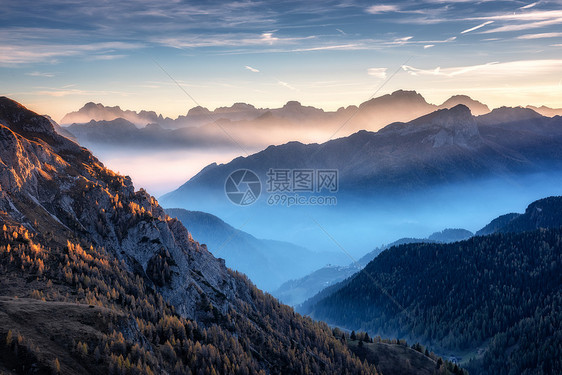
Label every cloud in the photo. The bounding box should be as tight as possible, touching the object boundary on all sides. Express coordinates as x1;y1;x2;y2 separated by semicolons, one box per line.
90;54;128;60
366;5;400;14
261;33;279;44
402;59;562;77
277;81;297;90
482;17;562;33
0;40;142;65
155;33;314;49
245;65;260;73
367;68;387;79
292;44;362;52
424;44;435;49
461;21;494;34
403;62;499;77
474;9;562;22
517;32;562;39
26;71;55;78
32;88;132;97
520;2;540;10
392;36;413;45
469;10;562;34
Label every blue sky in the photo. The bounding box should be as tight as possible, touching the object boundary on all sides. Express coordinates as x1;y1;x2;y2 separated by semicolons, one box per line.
2;0;562;121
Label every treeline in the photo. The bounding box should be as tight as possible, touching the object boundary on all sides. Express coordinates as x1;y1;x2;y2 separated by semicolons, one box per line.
307;227;562;374
0;224;376;374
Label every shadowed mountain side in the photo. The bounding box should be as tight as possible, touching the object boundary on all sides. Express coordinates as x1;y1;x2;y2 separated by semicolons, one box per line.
475;196;562;236
302;227;562;374
165;208;347;291
275;229;472;306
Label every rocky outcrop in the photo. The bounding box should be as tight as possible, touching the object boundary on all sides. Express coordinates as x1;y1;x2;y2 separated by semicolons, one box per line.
0;96;243;321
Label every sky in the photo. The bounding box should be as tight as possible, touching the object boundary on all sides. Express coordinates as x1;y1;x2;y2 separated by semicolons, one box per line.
2;0;562;122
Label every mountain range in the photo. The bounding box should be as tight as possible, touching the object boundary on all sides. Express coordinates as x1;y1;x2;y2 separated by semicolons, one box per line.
156;102;562;256
0;96;389;374
162;103;562;205
60;91;496;151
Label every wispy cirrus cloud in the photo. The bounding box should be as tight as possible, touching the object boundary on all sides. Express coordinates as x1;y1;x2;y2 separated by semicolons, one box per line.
245;65;260;73
520;2;540;10
461;21;494;34
0;40;142;65
292;44;362;52
518;32;562;39
403;59;562;77
154;32;315;49
366;5;401;14
26;71;55;78
367;68;387;79
482;17;562;33
277;80;297;91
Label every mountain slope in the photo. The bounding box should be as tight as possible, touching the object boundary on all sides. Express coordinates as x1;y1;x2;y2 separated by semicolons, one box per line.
0;96;377;374
276;229;471;307
476;196;562;235
302;221;562;374
165;208;344;291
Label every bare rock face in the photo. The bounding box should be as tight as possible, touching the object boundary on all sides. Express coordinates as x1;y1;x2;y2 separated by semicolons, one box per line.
0;96;242;321
407;104;482;148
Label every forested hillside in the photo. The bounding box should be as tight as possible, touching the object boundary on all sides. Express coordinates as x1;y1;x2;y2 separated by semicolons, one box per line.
305;227;562;374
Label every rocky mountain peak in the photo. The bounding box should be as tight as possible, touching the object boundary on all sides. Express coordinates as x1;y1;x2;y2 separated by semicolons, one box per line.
439;95;490;115
0;98;238;319
186;106;211;115
477;106;543;125
389;104;481;148
0;97;57;138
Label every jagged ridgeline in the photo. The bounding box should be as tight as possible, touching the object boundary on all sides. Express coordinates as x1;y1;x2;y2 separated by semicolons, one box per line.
0;97;376;374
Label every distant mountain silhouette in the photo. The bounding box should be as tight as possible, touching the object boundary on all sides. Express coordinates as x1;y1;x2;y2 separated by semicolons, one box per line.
526;105;562;117
60;101;170;126
60;91;497;150
162;104;562;209
437;95;490;115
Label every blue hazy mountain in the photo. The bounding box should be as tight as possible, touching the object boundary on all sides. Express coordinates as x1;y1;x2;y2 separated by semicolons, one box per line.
299;196;562;374
158;104;562;256
165;208;347;291
274;229;472;306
